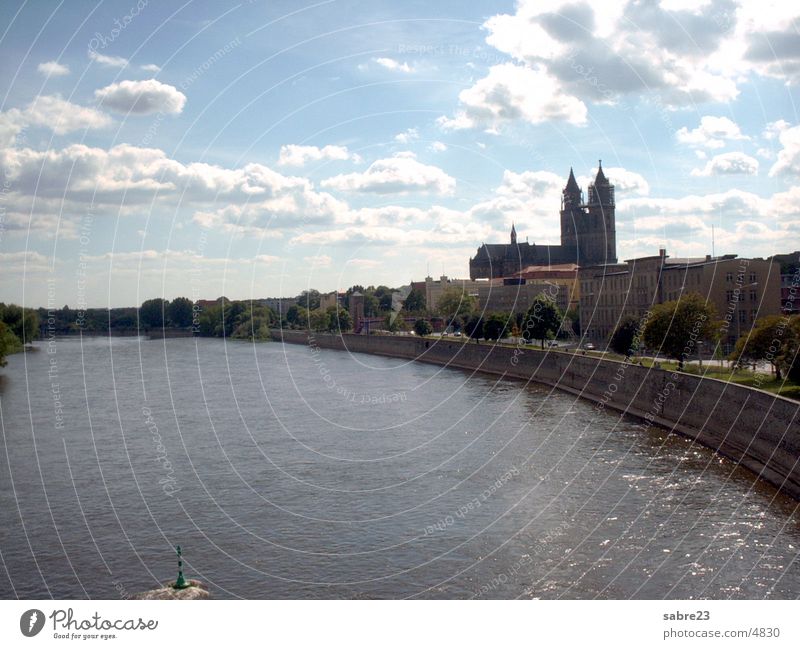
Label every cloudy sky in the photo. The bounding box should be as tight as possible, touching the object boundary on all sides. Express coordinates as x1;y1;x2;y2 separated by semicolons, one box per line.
0;0;798;307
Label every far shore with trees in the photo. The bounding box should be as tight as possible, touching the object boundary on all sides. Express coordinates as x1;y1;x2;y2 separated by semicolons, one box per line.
3;288;798;401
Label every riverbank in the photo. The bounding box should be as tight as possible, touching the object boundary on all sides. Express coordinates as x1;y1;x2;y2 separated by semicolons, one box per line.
271;329;800;500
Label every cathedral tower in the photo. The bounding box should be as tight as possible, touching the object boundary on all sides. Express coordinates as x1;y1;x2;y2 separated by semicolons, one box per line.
580;161;617;264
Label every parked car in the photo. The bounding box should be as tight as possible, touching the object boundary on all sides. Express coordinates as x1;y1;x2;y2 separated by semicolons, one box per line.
583;342;596;350
546;340;559;347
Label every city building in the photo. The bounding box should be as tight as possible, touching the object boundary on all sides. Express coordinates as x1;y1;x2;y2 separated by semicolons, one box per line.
349;292;365;332
770;251;800;315
579;250;781;350
419;275;488;313
260;297;298;315
319;291;342;311
476;278;573;315
469;163;617;279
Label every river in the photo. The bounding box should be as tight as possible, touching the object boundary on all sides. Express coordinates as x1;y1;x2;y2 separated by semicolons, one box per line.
0;336;797;599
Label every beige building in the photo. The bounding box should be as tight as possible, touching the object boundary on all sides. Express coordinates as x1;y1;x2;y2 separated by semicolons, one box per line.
420;275;488;312
319;291;340;311
477;280;571;314
579;249;781;349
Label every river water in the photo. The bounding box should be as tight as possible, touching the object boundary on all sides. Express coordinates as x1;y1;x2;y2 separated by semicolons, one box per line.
0;336;797;599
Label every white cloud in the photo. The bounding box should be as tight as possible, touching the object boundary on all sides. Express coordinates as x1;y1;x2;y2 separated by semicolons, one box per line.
304;254;332;267
769;123;800;177
763;119;790;140
321;154;456;195
140;63;161;73
37;61;69;76
619;189;766;222
437;63;587;130
94;79;186;115
28;95;112;134
676;116;748;149
0;251;51;273
0;95;111;144
193;187;347;236
254;254;280;264
430;141;447;152
477;0;800;109
467;169;565;237
616;182;800;259
291;219;491;248
691;151;759;176
374;57;414;73
88;50;129;68
346;258;381;269
578;166;650;196
278;144;360;166
0;142;349;241
394;128;419;143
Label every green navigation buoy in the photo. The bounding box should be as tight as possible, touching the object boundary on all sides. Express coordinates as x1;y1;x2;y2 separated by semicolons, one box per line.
173;545;189;589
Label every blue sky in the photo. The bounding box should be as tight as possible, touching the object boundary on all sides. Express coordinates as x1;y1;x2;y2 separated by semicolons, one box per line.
1;0;798;307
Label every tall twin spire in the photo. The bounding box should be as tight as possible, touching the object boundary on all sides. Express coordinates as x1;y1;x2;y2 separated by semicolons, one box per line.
567;160;607;190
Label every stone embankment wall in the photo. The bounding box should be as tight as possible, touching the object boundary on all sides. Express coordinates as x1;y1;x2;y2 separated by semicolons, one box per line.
271;329;800;500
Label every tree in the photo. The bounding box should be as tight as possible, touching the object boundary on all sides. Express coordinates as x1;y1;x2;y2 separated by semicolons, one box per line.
776;316;800;382
436;287;476;329
483;313;510;341
309;308;330;331
374;286;394;312
521;296;563;349
464;313;484;342
382;312;408;332
297;290;321;311
327;306;352;333
362;293;380;317
404;288;426;313
286;305;304;328
414;319;433;336
565;307;581;336
729;315;789;378
642;293;719;370
0;303;39;343
609;315;642;358
139;298;168;329
168;297;194;328
0;321;22;367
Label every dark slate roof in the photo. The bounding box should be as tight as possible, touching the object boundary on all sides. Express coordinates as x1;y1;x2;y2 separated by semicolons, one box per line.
594;160;608;184
565;167;580;193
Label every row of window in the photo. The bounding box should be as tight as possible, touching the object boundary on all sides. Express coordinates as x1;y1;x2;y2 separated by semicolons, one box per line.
725;290;759;303
726;272;757;283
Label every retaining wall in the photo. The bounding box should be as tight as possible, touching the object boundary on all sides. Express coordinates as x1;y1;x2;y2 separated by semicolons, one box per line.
271;329;800;500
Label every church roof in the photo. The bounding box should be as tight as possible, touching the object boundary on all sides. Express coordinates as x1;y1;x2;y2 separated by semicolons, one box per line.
565;167;580;192
594;160;608;184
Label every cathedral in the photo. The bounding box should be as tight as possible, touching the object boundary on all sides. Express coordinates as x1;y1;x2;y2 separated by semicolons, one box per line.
469;162;618;279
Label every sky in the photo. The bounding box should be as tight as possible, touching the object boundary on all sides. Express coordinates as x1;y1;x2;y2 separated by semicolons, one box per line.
0;0;798;308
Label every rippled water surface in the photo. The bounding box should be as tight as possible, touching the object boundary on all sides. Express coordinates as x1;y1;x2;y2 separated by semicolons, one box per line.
0;336;798;599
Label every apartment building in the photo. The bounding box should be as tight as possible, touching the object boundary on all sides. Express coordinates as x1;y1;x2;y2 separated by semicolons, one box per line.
579;249;781;349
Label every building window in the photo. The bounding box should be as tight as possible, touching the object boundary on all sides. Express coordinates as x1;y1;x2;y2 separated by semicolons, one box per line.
751;310;756;322
750;290;757;302
726;290;733;302
726;272;733;282
739;310;746;323
750;272;756;283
